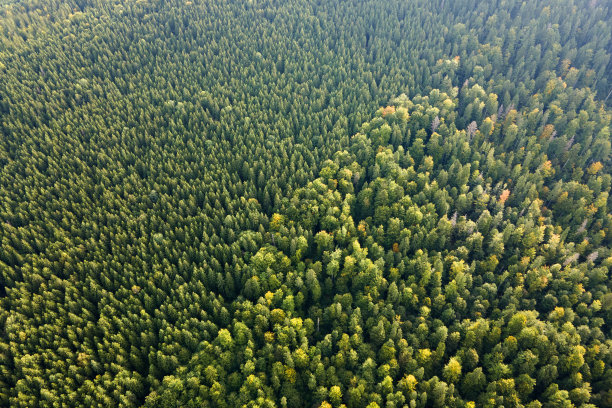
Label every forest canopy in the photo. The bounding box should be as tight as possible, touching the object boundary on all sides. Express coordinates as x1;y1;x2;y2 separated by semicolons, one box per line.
0;0;611;407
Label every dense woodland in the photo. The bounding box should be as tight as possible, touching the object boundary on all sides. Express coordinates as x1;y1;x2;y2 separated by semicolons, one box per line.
0;0;611;407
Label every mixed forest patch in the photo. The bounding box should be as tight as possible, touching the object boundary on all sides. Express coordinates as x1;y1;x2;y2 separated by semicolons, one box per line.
149;88;612;407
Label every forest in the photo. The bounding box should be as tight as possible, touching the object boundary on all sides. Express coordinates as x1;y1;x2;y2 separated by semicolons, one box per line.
0;0;611;407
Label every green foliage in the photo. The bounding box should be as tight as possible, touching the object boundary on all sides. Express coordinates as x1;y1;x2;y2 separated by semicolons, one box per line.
0;0;611;407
